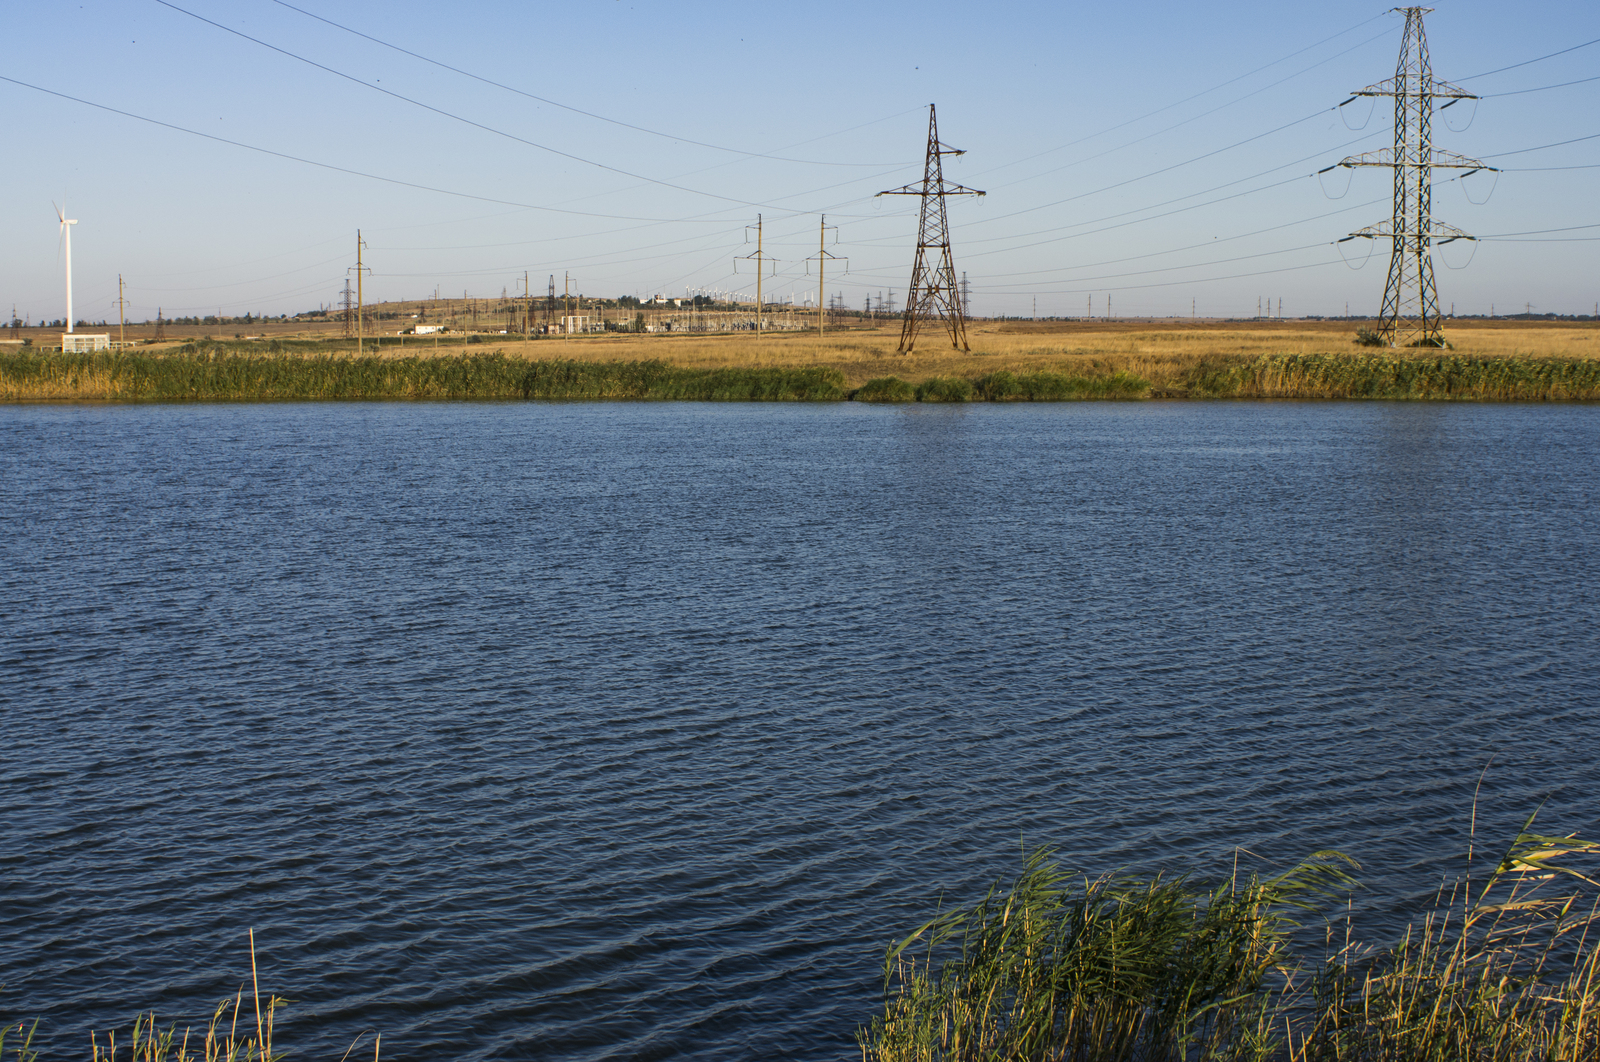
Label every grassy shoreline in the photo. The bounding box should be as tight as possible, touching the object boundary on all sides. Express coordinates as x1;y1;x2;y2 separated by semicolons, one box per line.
4;345;1600;403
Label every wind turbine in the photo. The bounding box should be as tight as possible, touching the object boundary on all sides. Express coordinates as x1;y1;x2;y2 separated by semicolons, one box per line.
54;202;77;334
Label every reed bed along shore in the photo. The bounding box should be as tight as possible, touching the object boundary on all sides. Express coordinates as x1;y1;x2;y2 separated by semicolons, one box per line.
0;349;848;403
2;322;1597;402
860;821;1600;1062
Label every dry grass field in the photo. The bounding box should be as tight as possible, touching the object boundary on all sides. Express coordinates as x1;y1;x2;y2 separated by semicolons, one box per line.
524;318;1598;389
6;309;1594;386
5;313;1597;402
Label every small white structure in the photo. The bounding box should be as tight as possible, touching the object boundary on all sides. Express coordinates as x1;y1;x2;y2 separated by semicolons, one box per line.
62;333;110;352
414;325;442;335
560;315;600;334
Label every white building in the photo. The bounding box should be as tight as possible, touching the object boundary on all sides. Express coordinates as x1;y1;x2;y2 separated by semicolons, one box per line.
62;333;110;352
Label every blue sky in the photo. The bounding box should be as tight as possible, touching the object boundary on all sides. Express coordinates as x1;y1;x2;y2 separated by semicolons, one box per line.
3;1;1596;323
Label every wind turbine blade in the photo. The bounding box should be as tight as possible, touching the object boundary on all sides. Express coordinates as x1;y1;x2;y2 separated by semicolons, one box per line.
53;201;65;224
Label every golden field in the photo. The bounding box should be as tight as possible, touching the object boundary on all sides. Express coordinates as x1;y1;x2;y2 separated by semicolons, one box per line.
6;303;1595;386
5;316;1598;402
484;318;1598;389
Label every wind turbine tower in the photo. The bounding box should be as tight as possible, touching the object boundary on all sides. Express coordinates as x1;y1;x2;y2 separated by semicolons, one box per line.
55;204;110;351
55;203;77;334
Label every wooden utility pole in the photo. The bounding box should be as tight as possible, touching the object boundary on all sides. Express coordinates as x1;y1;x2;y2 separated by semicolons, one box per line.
116;275;127;350
807;214;845;337
736;215;777;337
351;230;370;355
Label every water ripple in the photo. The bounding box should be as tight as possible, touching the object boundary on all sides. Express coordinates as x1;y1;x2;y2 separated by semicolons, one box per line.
3;401;1598;1061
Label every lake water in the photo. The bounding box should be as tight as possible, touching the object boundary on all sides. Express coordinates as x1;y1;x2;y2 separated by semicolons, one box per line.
3;401;1598;1062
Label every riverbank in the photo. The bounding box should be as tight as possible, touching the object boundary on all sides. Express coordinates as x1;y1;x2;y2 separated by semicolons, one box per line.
5;344;1599;402
6;316;1600;403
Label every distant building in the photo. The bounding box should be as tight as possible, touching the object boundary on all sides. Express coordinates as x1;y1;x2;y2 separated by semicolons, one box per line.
62;333;110;352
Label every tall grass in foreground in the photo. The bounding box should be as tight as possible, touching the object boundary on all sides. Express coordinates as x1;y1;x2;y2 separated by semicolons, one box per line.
860;821;1600;1062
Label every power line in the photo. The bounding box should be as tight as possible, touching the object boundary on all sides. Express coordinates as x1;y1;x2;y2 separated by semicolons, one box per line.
956;258;1347;297
265;0;907;168
0;74;728;223
968;12;1391;181
979;200;1386;281
1481;131;1600;158
976;26;1396;194
1456;36;1600;81
965;106;1343;231
1;71;898;238
153;0;810;212
1478;221;1600;237
951;126;1392;257
1481;73;1600;97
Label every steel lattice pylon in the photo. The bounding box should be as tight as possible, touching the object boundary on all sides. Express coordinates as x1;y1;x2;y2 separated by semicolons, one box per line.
878;105;984;353
1335;7;1491;348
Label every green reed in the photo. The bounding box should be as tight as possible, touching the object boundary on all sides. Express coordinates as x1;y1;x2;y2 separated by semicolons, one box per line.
851;371;1149;404
0;352;847;403
973;370;1150;401
1298;821;1600;1062
915;377;976;403
860;850;1356;1062
1188;353;1600;401
856;377;918;403
860;821;1600;1062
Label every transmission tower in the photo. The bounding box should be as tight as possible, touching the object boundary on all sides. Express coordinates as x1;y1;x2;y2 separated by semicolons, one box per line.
877;105;985;353
1333;7;1491;348
340;279;355;338
154;306;166;342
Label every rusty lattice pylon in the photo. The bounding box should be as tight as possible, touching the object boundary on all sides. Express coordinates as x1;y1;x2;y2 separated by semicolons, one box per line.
878;105;984;353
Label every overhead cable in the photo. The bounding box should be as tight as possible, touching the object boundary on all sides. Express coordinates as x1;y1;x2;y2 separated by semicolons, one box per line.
1456;36;1600;81
1482;74;1600;97
0;73;723;224
965;106;1343;231
153;0;792;211
969;11;1390;180
979;26;1395;193
1481;132;1600;159
265;0;908;167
